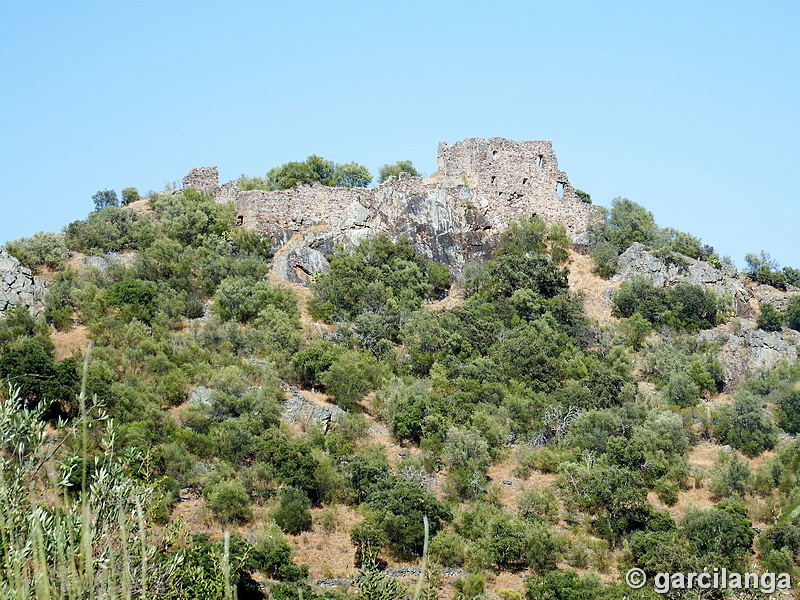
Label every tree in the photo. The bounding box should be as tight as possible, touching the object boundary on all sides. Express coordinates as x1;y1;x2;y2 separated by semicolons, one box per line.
745;251;786;289
321;349;384;410
378;160;420;183
333;161;372;187
273;488;312;534
364;481;451;557
681;500;754;570
92;189;119;211
121;187;140;205
757;302;784;331
786;296;800;331
712;391;778;457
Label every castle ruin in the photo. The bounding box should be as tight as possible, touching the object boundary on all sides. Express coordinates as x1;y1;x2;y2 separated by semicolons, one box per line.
183;137;597;284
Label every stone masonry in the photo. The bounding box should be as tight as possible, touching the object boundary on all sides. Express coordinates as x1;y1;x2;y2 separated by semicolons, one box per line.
182;138;598;284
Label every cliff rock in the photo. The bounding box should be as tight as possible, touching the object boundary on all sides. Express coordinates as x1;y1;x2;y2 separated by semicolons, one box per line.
0;249;46;315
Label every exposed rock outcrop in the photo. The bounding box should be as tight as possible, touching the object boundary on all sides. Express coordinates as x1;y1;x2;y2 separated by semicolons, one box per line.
613;243;752;316
282;386;344;432
0;249;46;315
699;321;800;391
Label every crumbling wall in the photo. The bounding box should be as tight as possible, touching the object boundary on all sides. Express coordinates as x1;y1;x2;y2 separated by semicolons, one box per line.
190;137;599;282
182;166;220;194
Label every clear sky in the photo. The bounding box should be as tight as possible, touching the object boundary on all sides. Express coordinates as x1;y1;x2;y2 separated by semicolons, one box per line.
1;1;798;269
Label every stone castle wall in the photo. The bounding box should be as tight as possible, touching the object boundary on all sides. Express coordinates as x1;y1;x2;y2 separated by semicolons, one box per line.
183;138;598;282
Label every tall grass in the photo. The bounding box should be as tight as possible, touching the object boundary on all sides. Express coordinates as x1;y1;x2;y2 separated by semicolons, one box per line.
0;349;230;599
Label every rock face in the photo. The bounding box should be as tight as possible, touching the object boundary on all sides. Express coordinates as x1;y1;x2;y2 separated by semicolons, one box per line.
0;249;46;315
184;137;598;283
282;386;344;432
613;243;752;316
700;321;800;391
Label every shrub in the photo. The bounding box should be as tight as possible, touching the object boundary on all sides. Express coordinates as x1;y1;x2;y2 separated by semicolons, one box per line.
708;450;751;499
364;481;451;557
757;302;784;331
206;479;253;524
5;231;70;271
321;349;384;410
274;487;312;534
712;392;778;457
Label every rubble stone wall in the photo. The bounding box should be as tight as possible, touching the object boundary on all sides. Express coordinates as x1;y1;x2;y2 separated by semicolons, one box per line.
183;137;599;282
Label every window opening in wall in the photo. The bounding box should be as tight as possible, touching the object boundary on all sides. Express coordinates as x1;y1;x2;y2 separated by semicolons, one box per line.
536;155;543;167
492;150;498;158
490;176;496;184
522;178;528;185
236;215;244;226
556;182;564;199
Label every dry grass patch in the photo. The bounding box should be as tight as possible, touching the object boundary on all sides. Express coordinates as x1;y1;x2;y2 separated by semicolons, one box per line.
566;250;617;325
51;324;88;360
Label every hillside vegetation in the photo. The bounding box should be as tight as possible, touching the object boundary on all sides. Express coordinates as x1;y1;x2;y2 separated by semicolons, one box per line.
2;184;800;600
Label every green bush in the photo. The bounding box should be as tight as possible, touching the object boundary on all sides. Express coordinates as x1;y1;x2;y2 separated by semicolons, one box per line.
274;487;312;534
321;349;384;410
786;296;800;331
712;392;778;457
309;236;450;322
206;479;253;524
92;189;119;211
5;231;70;271
121;187;140;205
378;160;420;182
757;302;784;331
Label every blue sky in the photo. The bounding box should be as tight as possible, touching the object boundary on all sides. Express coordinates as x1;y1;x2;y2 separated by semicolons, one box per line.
1;1;798;269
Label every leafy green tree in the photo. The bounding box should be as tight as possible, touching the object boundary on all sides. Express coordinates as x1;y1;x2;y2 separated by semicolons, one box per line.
251;524;309;581
364;481;451;557
106;279;159;324
266;155;337;189
310;236;449;322
273;488;312;534
334;161;372;187
681;500;754;570
590;198;658;276
255;431;319;499
212;277;298;324
321;349;384;410
290;338;343;387
757;302;784;331
92;189;119;211
708;450;751;499
786;296;800;331
378;160;420;182
0;338;79;413
121;187;140;205
777;387;800;434
745;251;787;288
712;392;778;457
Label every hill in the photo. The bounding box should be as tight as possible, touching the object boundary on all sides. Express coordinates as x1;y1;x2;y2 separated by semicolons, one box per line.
1;140;800;600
